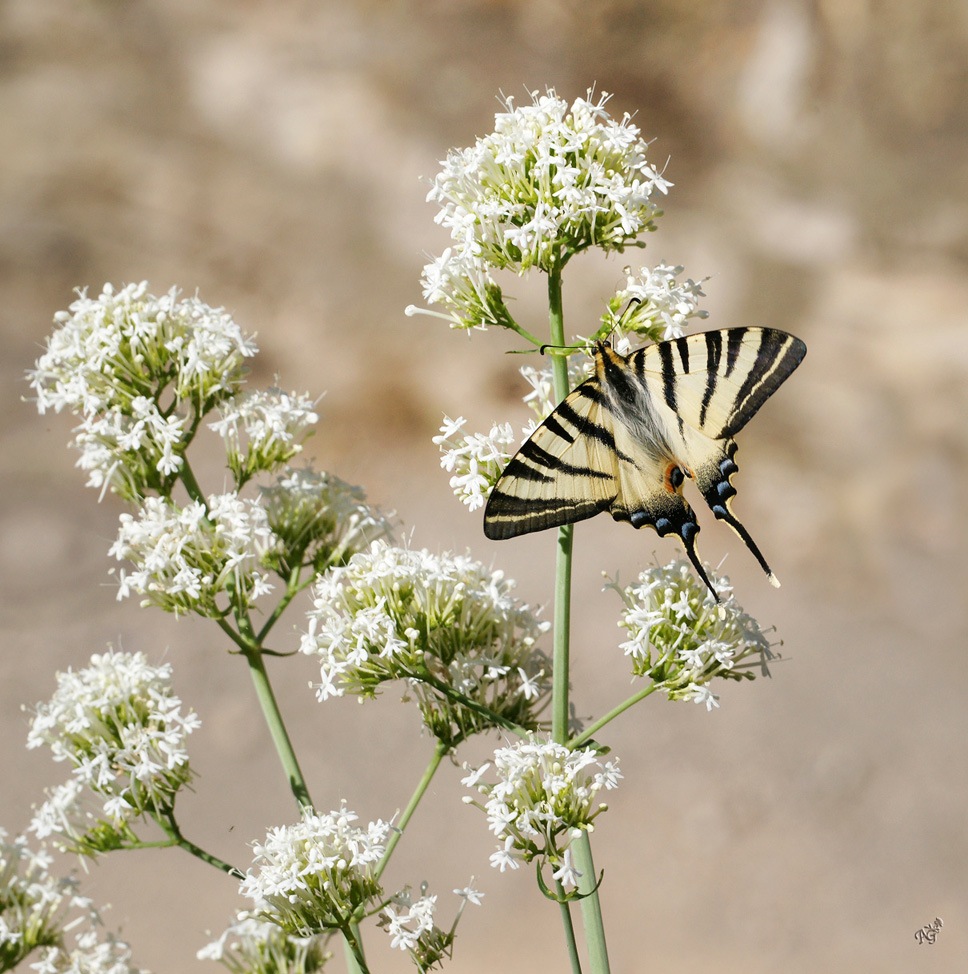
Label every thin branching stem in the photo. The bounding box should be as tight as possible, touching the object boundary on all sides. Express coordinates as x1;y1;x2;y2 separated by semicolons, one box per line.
375;740;449;883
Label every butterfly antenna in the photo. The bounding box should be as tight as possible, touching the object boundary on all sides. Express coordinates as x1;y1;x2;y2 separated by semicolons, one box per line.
614;297;645;335
538;341;592;357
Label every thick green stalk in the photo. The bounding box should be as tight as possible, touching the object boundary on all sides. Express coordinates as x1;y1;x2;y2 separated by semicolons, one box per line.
547;268;572;745
556;883;584;974
546;268;611;973
552;522;574;744
342;926;368;974
573;833;609;972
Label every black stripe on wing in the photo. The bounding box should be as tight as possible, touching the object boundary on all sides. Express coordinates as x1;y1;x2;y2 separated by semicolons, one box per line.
483;378;620;540
720;330;807;438
633;328;806;441
699;330;723;428
484;490;614;538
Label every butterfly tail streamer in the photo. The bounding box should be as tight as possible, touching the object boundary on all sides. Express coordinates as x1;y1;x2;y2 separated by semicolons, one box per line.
693;441;780;587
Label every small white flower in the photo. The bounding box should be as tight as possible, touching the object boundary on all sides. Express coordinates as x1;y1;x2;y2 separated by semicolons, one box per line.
489;836;521;873
108;493;277;616
460;763;491;788
240;804;389;937
551;848;582;889
686;684;721;711
467;736;619;876
453;885;484;906
611;559;773;704
301;541;549;744
27;649;199;830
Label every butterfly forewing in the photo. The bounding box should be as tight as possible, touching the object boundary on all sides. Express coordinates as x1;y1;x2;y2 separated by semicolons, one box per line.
483;377;618;539
634;328;806;440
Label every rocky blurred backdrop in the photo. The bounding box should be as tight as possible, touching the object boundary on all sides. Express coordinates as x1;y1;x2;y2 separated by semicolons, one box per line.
2;1;966;971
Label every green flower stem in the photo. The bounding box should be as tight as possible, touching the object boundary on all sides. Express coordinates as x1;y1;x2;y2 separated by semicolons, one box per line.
547;267;573;746
546;267;611;973
552;522;574;744
568;683;661;750
375;740;448;883
255;566;306;643
157;815;245;879
504;316;545;348
178;458;206;505
342;924;369;974
556;881;584;974
238;632;313;810
573;833;610;972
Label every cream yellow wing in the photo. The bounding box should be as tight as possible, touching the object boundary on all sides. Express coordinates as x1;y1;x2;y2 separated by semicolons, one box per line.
483;375;621;539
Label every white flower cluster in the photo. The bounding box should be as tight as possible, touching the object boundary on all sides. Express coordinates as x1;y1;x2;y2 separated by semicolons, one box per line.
28;779;105;853
609;263;708;342
614;559;773;710
383;894;437;953
0;830;147;973
407;88;673;332
408;246;514;331
463;737;621;888
430;88;669;273
300;541;549;743
432;416;518;512
110;493;276;616
381;885;481;967
197;913;328;973
28;281;257;500
27;650;200;836
209;388;319;486
260;467;394;576
239;805;390;937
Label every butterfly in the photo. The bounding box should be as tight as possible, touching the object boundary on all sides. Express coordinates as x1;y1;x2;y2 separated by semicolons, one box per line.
483;327;807;598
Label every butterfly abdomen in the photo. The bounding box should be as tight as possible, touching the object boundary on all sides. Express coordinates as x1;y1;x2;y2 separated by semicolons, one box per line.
596;344;672;462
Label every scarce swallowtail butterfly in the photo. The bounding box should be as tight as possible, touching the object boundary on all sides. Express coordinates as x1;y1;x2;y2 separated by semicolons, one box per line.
483;327;807;598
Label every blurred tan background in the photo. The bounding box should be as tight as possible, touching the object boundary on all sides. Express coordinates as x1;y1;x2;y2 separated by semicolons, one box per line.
2;1;967;971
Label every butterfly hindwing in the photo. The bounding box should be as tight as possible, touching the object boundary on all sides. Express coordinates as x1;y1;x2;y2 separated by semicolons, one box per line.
607;417;718;593
483;376;618;539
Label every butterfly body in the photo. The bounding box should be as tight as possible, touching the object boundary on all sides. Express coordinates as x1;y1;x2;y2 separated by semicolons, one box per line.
483;328;807;597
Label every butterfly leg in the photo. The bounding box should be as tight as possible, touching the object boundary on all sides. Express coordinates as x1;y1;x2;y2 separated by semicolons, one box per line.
695;442;780;587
